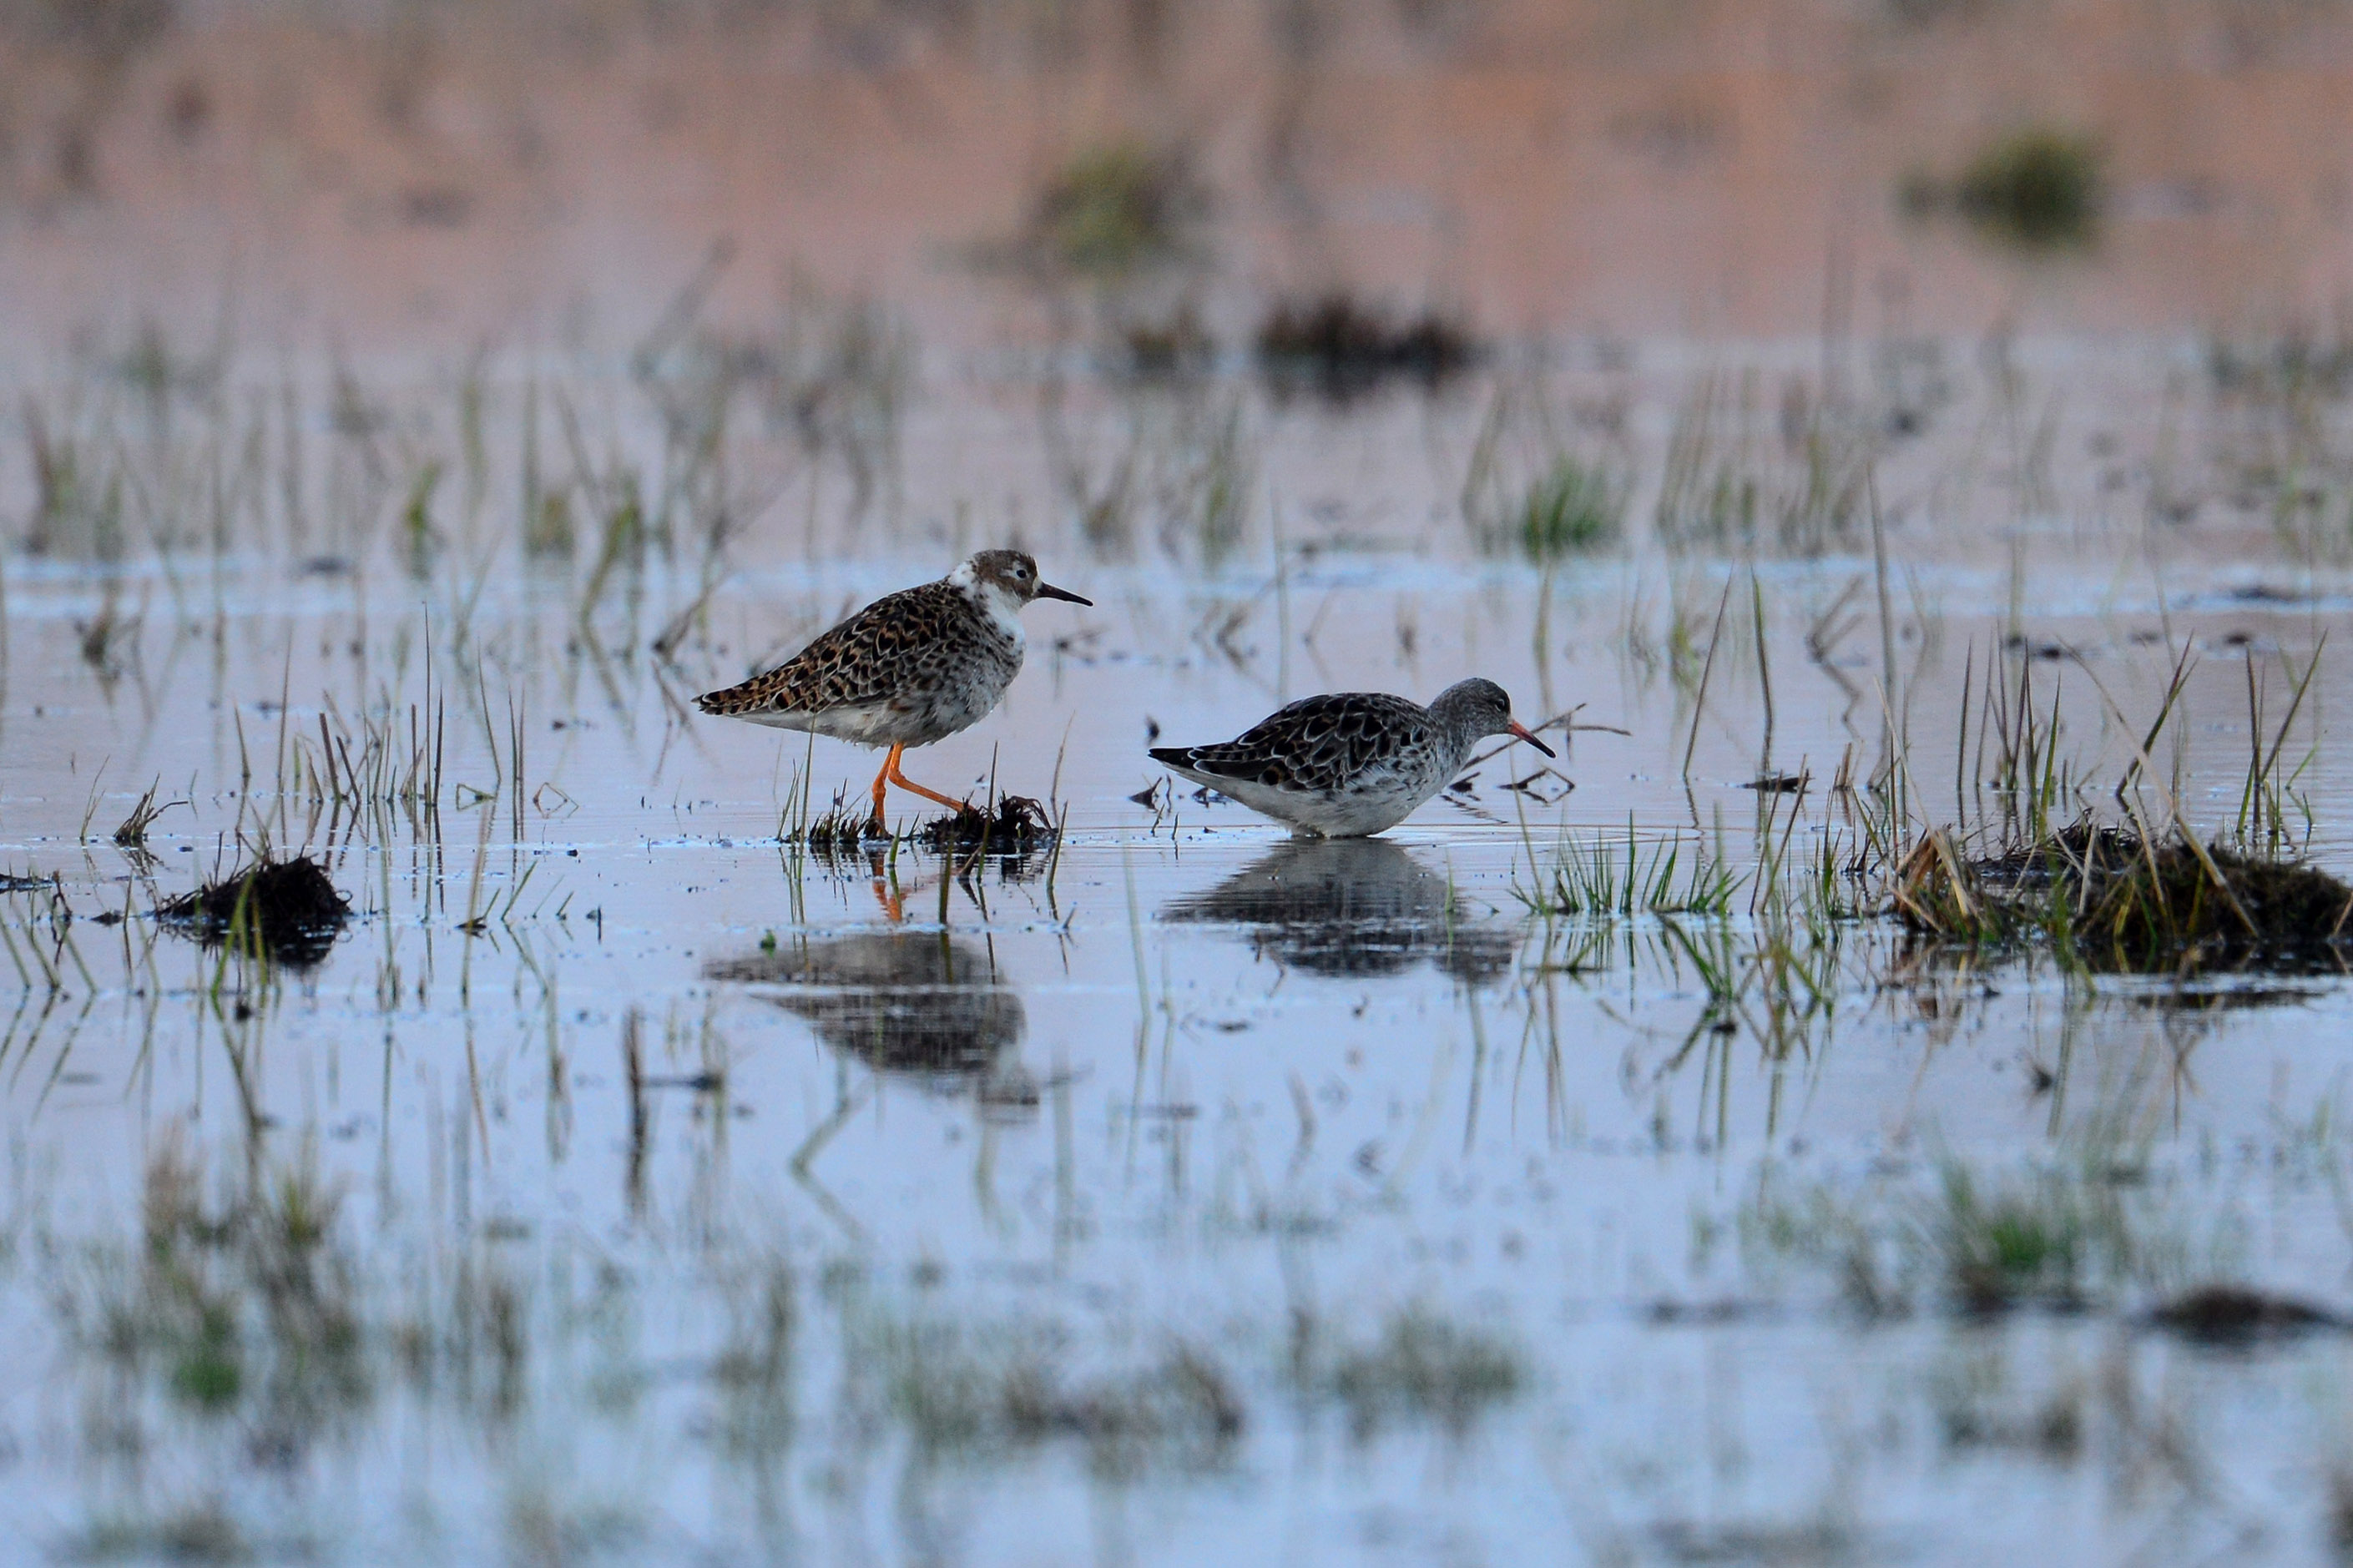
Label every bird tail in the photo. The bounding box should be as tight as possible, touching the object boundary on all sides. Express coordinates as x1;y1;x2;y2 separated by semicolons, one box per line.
1148;747;1195;769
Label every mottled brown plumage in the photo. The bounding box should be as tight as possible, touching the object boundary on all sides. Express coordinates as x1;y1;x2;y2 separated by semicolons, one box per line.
1149;678;1553;837
697;550;1089;820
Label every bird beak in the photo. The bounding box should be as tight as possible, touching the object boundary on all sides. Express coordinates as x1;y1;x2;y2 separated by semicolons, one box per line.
1035;581;1093;607
1509;721;1557;759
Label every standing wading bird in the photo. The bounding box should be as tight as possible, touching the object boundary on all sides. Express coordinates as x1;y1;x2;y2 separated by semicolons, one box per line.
696;550;1090;822
1148;678;1554;838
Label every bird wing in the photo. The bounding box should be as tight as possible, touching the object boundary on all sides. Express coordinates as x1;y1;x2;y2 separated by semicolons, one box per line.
1171;693;1435;793
697;582;972;718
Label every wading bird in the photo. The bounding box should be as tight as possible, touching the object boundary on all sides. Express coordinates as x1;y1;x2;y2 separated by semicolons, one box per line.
1149;678;1553;838
698;550;1090;821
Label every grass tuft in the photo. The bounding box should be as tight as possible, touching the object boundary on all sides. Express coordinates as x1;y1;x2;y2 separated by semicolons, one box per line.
1027;142;1206;280
1904;127;2102;251
1522;824;1741;918
1896;820;2353;974
1326;1308;1523;1439
1501;454;1624;559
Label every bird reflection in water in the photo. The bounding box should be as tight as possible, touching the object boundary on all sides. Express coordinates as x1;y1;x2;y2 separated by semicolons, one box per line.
1159;839;1516;985
704;932;1036;1117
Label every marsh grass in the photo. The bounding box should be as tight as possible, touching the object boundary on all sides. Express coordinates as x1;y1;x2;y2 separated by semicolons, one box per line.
1484;454;1624;560
1040;376;1255;561
1520;822;1741;918
1880;633;2345;976
110;779;178;847
789;799;875;855
1747;1156;2143;1317
1654;371;1871;555
1113;302;1217;381
916;794;1058;858
1321;1307;1523;1441
1951;129;2103;251
1895;812;2351;972
1020;143;1208;282
864;1313;1243;1475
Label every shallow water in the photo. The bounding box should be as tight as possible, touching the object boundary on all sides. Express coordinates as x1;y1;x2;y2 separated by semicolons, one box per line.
7;3;2353;1543
3;497;2351;1560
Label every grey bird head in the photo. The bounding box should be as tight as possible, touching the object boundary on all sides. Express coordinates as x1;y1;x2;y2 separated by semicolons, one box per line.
958;549;1092;608
1431;678;1555;757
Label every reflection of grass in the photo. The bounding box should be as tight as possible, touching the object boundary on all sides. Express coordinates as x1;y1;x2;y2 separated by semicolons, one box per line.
1930;1163;2106;1313
66;1500;258;1565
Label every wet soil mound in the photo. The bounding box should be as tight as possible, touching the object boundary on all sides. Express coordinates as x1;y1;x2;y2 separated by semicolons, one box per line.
159;856;351;966
1898;822;2353;975
916;796;1058;858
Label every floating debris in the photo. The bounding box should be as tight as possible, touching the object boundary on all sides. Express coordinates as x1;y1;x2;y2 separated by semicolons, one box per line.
1742;772;1809;794
158;855;351;966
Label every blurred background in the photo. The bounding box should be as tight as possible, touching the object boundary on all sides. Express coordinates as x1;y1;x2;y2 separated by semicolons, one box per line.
7;12;2353;1562
3;0;2349;577
4;0;2349;349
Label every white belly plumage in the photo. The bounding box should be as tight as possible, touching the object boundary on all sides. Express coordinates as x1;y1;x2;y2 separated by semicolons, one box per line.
1174;763;1446;838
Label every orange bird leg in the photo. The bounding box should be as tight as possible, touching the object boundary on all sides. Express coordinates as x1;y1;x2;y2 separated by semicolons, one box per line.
868;750;893;826
885;744;967;812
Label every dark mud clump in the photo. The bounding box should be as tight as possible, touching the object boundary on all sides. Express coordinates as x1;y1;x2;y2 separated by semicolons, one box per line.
1897;822;2353;974
158;856;351;966
916;796;1058;858
1254;295;1478;402
2146;1285;2344;1344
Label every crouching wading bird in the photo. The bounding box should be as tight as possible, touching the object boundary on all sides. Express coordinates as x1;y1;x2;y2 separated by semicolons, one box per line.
696;550;1090;819
1149;678;1554;838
